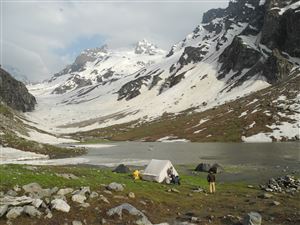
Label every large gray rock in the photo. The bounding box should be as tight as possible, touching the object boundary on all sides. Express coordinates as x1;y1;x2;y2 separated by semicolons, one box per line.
107;182;124;192
0;205;8;217
23;205;41;218
51;199;70;213
243;212;262;225
107;203;152;225
0;196;34;206
6;207;23;220
194;163;211;172
23;183;52;198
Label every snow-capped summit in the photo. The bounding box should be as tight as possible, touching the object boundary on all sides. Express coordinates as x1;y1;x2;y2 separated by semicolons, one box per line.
134;39;162;55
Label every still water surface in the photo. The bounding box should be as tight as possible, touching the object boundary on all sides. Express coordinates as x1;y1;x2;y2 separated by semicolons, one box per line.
78;142;300;169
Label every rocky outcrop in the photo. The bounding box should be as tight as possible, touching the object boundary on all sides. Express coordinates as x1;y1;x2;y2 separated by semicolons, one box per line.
262;49;294;83
0;67;36;112
261;0;300;57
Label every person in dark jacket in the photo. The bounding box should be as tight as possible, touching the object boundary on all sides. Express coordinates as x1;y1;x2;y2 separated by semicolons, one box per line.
207;170;216;193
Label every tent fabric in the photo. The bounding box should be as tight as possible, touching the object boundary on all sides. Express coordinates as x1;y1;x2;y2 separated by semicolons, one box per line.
141;159;178;183
113;164;130;173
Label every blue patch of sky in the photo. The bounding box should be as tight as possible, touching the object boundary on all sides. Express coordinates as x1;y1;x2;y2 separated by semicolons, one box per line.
53;34;106;61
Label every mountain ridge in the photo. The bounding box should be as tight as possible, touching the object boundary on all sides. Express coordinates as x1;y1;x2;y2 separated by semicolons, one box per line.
26;0;300;142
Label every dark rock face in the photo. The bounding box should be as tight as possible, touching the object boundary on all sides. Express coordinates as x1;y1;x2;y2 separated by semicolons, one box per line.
217;0;300;88
169;46;207;75
218;37;263;79
262;49;294;83
52;75;92;94
117;75;151;101
0;68;36;112
261;1;300;57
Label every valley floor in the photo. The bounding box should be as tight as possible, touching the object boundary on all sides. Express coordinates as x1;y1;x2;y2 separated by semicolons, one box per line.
0;164;299;225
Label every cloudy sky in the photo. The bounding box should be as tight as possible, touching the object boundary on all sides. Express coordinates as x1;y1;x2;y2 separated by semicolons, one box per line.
1;0;229;82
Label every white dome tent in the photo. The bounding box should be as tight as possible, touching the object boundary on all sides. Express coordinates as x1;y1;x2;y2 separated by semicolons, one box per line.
141;159;178;183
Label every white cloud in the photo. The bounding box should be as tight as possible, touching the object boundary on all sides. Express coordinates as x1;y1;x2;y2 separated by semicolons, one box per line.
1;1;229;82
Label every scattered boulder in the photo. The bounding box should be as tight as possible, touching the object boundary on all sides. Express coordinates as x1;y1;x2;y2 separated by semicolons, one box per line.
51;199;70;213
22;183;52;198
57;188;74;196
107;203;152;225
194;163;211;172
73;187;91;196
103;190;112;195
23;205;41;218
6;207;23;220
243;212;262;225
72;194;86;204
113;164;130;173
22;183;43;194
56;173;79;180
0;205;8;217
107;182;124;192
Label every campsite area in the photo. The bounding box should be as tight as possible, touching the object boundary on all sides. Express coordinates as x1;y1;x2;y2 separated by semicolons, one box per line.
0;161;299;225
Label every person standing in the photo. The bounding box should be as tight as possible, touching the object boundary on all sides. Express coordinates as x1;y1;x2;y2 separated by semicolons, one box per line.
207;170;216;194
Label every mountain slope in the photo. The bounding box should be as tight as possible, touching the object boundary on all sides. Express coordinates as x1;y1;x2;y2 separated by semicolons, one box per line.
27;0;300;142
0;67;36;112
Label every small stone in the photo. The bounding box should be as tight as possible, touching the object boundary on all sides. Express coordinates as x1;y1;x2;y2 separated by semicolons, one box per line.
80;203;90;208
103;190;112;195
243;212;262;225
72;194;86;204
6;207;23;220
113;195;128;200
140;200;147;206
13;185;21;192
72;220;83;225
272;201;280;206
128;192;135;198
44;212;53;219
171;188;180;193
99;195;110;204
247;185;254;188
90;191;99;199
260;193;273;199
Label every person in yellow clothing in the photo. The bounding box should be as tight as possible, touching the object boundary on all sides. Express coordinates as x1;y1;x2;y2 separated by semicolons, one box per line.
133;170;140;180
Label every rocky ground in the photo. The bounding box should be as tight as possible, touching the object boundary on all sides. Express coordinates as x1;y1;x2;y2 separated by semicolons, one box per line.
0;165;299;225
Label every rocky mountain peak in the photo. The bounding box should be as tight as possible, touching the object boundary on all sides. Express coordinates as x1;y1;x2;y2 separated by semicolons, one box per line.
134;39;160;55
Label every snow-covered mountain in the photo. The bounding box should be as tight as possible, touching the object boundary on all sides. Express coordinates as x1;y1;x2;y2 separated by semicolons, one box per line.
26;0;300;141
